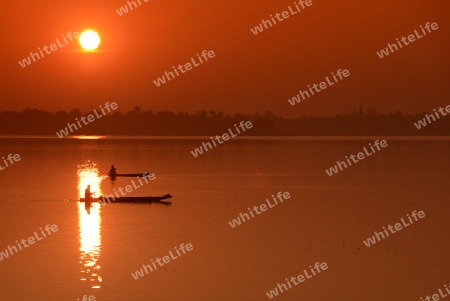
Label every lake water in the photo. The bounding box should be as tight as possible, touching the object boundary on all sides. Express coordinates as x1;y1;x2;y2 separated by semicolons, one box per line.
0;137;449;301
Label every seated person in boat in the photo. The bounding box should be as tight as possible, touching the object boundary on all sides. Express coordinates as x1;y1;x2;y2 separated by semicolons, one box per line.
85;185;93;201
108;165;117;176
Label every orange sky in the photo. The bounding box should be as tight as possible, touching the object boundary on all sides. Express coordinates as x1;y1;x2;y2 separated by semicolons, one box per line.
1;0;449;117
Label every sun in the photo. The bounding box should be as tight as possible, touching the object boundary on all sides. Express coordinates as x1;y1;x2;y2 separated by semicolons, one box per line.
79;30;100;51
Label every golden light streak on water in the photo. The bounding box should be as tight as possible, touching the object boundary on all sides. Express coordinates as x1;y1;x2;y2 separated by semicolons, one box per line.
77;162;103;289
73;135;106;140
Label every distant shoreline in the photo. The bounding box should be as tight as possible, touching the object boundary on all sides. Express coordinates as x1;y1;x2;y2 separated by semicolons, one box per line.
2;106;450;136
0;105;450;135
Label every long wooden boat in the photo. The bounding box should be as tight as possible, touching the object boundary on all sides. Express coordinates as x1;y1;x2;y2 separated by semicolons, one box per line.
80;194;172;205
113;173;149;177
107;172;151;180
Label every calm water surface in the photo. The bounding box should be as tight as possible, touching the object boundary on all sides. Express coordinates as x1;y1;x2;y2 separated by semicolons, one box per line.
0;137;449;301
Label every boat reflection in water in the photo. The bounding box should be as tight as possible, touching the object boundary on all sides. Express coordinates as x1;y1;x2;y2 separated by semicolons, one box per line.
77;162;103;289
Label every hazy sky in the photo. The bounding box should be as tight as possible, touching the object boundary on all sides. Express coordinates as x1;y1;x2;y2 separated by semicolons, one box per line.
2;0;449;117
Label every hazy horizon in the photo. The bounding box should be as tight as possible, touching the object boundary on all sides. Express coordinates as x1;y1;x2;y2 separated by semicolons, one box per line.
1;106;450;136
2;105;450;117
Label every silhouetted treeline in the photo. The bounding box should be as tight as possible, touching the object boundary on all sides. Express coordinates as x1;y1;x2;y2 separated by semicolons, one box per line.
0;106;448;136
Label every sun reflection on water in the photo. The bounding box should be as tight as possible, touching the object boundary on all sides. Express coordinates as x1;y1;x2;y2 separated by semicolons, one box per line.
77;162;103;289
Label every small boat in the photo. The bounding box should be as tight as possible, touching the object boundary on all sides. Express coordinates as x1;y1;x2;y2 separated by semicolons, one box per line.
80;194;172;205
107;172;151;180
